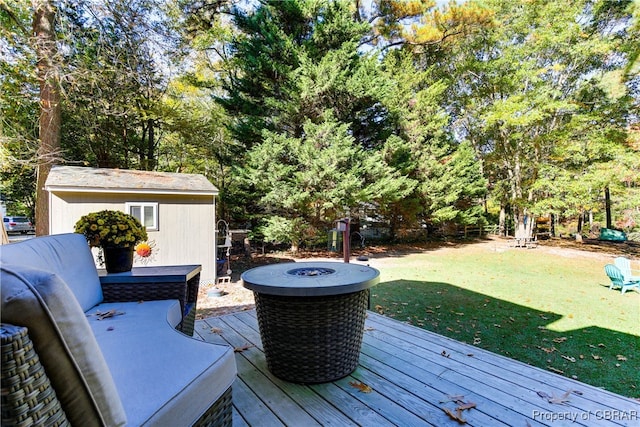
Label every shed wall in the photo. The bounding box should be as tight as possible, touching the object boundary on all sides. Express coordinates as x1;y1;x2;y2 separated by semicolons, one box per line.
49;192;216;280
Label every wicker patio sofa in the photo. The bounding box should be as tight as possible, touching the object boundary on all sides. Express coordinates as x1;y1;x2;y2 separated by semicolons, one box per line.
1;233;236;426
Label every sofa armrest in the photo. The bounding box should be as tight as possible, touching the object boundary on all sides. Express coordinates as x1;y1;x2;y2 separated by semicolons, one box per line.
1;324;69;426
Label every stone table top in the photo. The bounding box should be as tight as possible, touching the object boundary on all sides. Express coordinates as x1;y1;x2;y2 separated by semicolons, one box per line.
241;261;380;297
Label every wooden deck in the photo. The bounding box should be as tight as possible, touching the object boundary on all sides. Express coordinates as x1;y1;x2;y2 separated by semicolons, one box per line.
194;311;639;427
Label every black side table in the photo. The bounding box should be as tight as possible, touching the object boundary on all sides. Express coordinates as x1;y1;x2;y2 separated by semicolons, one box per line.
98;265;201;336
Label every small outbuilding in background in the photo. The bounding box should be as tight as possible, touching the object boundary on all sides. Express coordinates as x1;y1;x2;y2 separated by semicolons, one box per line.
45;166;219;281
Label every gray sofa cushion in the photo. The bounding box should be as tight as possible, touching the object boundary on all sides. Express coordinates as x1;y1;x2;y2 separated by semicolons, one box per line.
87;300;236;426
0;233;103;311
1;265;127;427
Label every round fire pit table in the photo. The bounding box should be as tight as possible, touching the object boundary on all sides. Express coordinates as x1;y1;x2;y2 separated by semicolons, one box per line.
241;261;380;383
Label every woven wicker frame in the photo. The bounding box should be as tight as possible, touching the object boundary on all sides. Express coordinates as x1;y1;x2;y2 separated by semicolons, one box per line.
1;323;233;427
254;289;369;383
1;324;69;427
193;386;233;427
100;273;200;336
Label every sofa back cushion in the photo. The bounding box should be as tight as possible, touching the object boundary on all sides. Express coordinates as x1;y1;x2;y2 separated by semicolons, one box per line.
1;265;127;427
0;233;103;311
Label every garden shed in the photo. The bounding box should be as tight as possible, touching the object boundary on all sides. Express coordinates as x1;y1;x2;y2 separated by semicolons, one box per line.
45;166;219;281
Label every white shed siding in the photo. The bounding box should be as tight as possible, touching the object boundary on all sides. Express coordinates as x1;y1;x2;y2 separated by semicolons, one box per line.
45;166;218;280
154;197;216;281
49;192;125;235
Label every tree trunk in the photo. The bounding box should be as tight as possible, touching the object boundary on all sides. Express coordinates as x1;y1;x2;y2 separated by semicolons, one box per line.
577;212;583;234
33;0;61;236
604;186;612;229
499;205;506;236
146;118;156;170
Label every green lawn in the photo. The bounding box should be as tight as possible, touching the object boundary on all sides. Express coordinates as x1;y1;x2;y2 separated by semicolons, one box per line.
367;240;640;398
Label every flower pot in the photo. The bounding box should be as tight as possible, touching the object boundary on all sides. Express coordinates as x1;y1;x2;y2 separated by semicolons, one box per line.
103;247;134;273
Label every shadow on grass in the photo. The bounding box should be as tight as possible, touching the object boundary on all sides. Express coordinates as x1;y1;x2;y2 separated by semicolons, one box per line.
371;279;639;398
361;237;499;259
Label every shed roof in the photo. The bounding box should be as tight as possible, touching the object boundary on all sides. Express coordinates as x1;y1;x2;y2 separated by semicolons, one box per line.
45;166;218;196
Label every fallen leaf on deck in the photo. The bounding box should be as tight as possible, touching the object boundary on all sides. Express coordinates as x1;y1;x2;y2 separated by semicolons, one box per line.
457;401;477;411
441;350;450;358
234;344;254;353
349;381;372;393
364;326;375;331
442;407;467;424
210;327;223;334
106;326;114;331
537;391;551;400
547;390;572;405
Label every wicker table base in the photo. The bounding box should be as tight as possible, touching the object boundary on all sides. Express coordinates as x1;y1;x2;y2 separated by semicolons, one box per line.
254;289;369;384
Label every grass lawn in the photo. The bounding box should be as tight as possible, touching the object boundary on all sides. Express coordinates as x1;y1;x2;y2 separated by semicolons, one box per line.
367;239;640;398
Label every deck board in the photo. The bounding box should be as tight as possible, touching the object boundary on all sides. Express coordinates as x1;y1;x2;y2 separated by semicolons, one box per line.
195;311;639;427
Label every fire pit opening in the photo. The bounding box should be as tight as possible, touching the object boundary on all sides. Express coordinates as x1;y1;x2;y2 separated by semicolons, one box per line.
286;267;335;277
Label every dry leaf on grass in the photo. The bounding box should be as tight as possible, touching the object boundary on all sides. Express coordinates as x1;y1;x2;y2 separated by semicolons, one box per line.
349;381;372;393
561;355;576;363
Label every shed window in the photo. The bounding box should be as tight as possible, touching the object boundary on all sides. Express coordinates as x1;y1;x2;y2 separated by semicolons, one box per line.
126;202;158;231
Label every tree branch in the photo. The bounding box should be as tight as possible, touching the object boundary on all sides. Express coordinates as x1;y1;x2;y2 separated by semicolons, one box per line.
0;0;29;35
